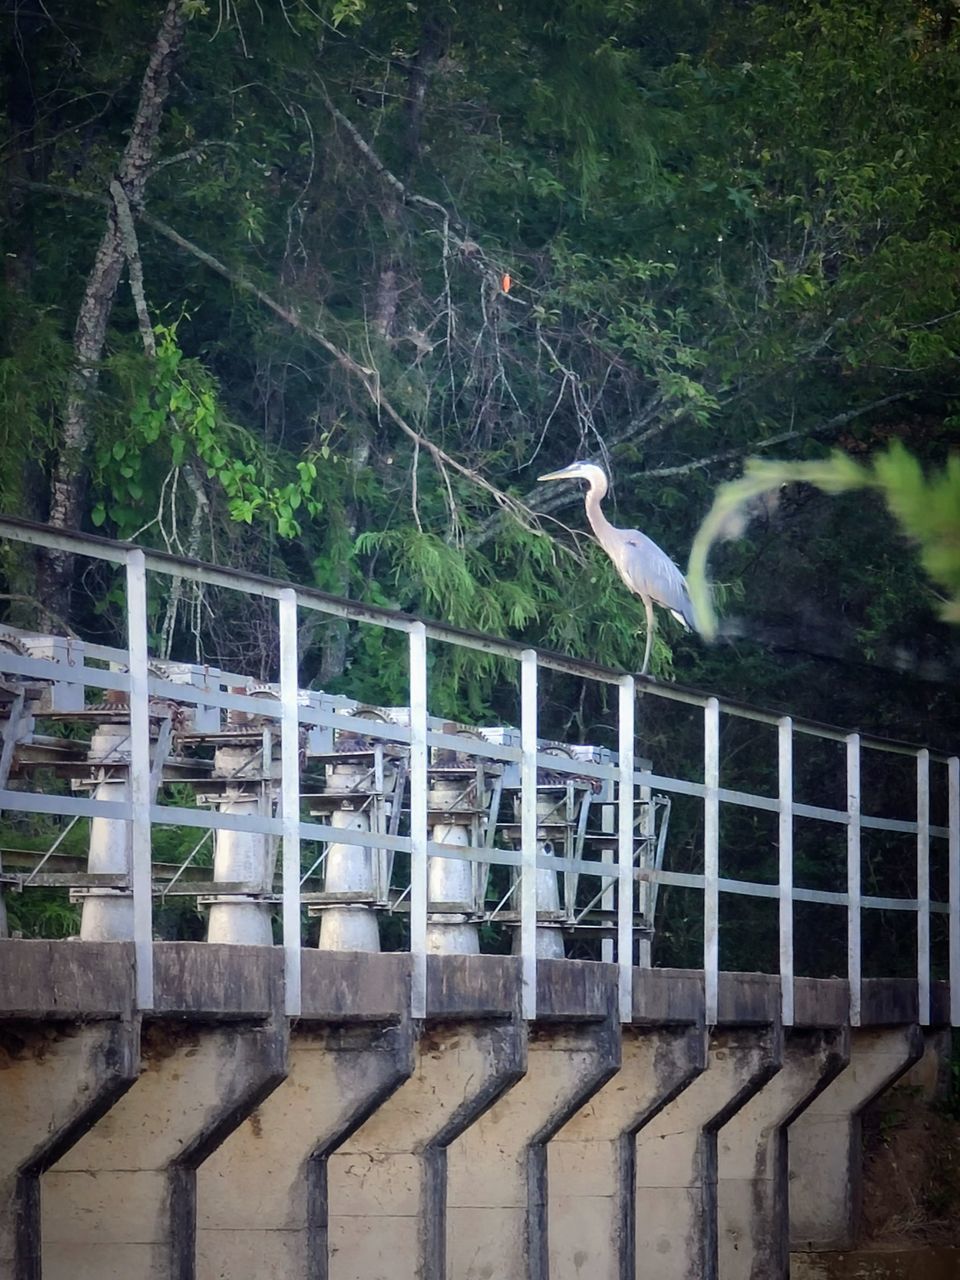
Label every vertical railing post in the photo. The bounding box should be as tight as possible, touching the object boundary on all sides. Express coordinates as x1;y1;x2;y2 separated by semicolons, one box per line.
520;650;538;1020
126;549;153;1010
704;698;720;1026
278;589;302;1017
846;734;862;1027
618;675;635;1022
408;623;429;1019
778;716;794;1027
916;748;930;1027
949;756;959;1029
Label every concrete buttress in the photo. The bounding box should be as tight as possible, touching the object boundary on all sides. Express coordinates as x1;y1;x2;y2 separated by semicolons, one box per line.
195;1019;414;1280
716;1027;849;1280
788;1023;923;1253
633;1026;781;1280
547;1025;706;1280
325;1017;525;1280
0;939;140;1280
0;1020;141;1280
39;943;289;1280
445;1008;620;1280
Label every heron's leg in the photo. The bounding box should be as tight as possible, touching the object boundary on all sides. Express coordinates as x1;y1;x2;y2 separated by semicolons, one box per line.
640;594;655;676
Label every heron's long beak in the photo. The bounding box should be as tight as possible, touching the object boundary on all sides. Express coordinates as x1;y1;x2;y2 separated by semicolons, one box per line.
537;466;579;483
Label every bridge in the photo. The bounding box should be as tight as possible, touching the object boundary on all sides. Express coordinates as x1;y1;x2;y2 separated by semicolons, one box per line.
0;517;956;1280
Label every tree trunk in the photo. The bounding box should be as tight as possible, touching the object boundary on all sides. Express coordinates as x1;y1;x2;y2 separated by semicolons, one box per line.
39;0;190;618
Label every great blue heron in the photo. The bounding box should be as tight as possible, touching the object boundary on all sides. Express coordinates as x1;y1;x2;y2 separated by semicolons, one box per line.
538;461;696;676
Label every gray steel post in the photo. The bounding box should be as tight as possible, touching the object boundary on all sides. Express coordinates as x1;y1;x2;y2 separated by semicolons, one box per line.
125;548;154;1009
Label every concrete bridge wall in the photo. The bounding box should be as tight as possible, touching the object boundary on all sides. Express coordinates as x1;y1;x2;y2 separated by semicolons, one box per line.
0;941;939;1280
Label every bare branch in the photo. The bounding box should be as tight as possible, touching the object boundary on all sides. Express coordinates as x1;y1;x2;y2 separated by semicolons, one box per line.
635;394;912;481
142;211;537;525
463;391;913;552
318;83;511;294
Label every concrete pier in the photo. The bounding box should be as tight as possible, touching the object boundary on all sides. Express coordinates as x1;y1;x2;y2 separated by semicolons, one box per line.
632;1021;782;1280
80;724;136;942
196;954;414;1280
548;971;707;1280
0;942;139;1280
445;961;620;1279
40;946;287;1280
204;744;276;947
325;957;526;1280
789;1020;924;1253
717;1026;849;1279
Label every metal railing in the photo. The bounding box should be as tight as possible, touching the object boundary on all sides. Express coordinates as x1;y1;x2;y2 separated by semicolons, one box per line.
0;516;957;1028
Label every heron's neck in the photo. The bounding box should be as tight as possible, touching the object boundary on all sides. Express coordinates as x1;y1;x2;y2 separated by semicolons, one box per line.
584;477;614;543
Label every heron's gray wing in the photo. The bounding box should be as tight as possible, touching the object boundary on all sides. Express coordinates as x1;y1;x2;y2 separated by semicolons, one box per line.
618;530;696;630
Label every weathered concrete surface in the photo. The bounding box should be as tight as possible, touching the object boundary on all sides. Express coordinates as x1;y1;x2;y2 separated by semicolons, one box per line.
717;1028;849;1280
0;939;135;1018
445;988;620;1280
41;1015;287;1280
427;953;522;1020
789;1025;923;1253
152;942;281;1018
301;950;410;1021
0;1019;140;1280
0;938;139;1280
899;1026;952;1100
326;1017;525;1280
548;1025;706;1280
196;1020;414;1280
632;966;704;1025
0;940;942;1280
633;1026;781;1280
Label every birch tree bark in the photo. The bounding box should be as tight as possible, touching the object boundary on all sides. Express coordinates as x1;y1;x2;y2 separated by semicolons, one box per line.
39;0;190;616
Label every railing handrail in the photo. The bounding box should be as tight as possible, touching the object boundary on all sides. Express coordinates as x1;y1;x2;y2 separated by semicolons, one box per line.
1;515;958;1031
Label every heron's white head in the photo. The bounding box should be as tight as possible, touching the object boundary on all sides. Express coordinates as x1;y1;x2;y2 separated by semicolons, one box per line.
537;461;607;488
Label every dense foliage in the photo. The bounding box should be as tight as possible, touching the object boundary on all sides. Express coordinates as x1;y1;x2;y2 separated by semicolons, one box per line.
2;0;959;965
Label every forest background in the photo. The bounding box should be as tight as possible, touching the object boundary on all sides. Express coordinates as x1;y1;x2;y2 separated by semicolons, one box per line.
2;0;959;970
